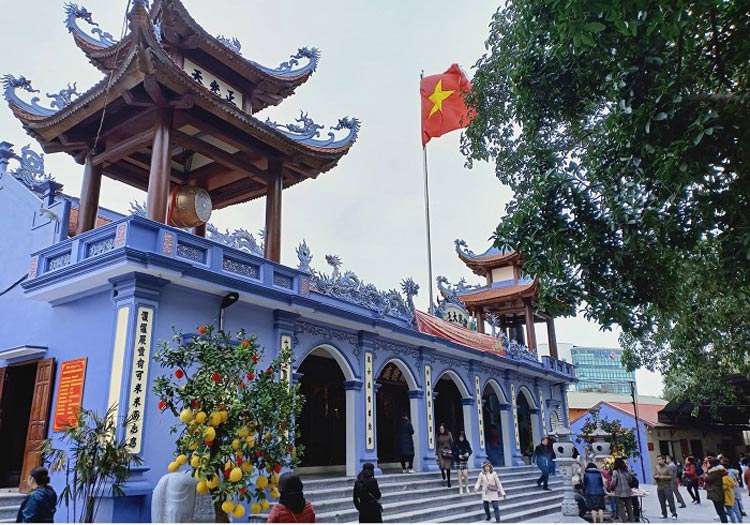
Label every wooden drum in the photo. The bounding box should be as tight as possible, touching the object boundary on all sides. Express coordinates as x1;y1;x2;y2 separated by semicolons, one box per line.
168;185;212;228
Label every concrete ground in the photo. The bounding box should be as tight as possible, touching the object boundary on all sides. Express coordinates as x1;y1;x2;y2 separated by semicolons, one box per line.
521;484;749;523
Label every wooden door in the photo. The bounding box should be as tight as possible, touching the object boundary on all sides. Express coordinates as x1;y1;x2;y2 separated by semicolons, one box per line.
19;358;55;493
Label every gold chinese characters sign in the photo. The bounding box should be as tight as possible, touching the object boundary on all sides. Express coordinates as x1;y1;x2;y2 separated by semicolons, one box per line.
425;366;434;450
53;358;87;431
365;352;374;450
475;376;485;449
126;307;154;453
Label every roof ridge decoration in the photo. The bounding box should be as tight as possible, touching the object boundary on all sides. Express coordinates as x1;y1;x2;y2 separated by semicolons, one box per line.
0;142;55;194
1;75;80;118
266;111;360;149
64;3;118;48
434;275;481;330
454;239;476;258
297;241;416;322
216;35;242;55
250;47;320;78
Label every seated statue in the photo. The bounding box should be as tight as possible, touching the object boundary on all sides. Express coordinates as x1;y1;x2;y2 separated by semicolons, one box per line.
151;472;214;523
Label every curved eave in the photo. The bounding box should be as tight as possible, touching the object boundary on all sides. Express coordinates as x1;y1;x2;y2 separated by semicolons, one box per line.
457;280;539;307
156;0;316;91
73;34;133;74
458;249;522;276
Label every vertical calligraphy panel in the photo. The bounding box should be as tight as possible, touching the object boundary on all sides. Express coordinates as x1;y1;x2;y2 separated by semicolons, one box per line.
539;388;547;436
365;352;374;450
280;335;292;391
425;365;434;450
125;306;154;453
475;376;485;450
511;384;520;451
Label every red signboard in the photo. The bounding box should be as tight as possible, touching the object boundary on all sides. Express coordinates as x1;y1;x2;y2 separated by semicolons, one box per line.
414;310;506;356
52;358;87;431
647;442;654;451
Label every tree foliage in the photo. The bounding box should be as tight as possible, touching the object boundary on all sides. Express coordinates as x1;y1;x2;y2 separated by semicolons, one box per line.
152;325;302;520
575;407;640;459
462;0;750;403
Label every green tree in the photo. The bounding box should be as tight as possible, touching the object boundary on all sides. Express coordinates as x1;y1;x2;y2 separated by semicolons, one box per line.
575;407;640;459
152;325;303;521
462;0;750;404
41;405;143;523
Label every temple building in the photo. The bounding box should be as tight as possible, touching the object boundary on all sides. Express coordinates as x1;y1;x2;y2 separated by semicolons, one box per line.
0;1;575;521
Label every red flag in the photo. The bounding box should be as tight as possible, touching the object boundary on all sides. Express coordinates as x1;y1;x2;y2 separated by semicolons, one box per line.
420;64;474;146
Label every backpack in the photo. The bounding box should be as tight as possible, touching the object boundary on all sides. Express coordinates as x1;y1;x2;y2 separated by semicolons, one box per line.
695;465;704;477
627;471;638;488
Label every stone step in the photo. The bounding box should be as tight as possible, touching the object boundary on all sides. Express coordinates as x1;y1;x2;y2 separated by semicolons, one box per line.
436;500;564;524
0;493;27;521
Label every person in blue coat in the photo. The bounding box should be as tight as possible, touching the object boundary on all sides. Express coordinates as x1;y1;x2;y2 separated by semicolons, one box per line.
583;463;606;523
16;467;57;523
396;412;415;473
532;438;554;490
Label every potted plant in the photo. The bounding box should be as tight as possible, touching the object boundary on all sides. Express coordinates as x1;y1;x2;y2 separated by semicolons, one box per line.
152;325;303;522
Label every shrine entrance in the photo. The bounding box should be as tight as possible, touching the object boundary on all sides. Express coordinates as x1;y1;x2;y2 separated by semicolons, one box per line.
0;358;55;491
295;347;353;475
516;387;540;457
482;381;511;467
434;372;467;438
375;360;416;468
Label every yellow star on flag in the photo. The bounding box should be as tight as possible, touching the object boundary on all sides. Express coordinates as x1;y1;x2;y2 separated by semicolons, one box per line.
427;79;455;118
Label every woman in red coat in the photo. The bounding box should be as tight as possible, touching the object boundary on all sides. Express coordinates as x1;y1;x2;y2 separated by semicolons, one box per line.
267;473;315;523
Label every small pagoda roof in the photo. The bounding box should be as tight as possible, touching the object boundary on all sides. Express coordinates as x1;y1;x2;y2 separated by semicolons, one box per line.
456;279;538;308
454;239;522;277
3;1;359;210
64;0;319;112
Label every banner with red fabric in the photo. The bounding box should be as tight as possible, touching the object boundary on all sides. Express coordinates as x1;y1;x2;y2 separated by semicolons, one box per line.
420;64;475;146
414;310;506;356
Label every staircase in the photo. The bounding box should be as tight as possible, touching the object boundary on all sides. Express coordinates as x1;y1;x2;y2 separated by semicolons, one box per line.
0;493;24;523
250;465;563;523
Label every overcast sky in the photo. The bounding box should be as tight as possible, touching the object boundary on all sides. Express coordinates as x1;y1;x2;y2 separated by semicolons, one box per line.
0;0;663;396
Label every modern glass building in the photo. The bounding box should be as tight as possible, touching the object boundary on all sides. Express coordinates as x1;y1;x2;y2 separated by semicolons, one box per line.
571;347;636;394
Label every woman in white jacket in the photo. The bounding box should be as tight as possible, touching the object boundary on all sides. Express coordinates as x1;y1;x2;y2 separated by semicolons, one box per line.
474;460;507;522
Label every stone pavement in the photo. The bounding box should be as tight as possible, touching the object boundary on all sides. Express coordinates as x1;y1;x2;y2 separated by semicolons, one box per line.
521;484;749;523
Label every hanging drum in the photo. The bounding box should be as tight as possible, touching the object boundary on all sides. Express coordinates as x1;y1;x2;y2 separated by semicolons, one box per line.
168;185;212;228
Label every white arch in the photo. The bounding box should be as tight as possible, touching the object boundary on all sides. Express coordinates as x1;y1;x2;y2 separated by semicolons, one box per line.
483;379;509;404
375;357;418;390
517;386;539;410
434;369;471;398
297;343;356;381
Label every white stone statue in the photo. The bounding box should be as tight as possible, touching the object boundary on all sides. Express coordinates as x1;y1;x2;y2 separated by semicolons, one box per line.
151;472;215;523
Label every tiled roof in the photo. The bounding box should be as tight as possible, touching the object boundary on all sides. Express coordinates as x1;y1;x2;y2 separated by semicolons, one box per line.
457;281;537;305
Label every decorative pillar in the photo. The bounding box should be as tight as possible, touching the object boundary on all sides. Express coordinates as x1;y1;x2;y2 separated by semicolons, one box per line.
408;389;424;471
510;383;524;465
476;308;485;334
524;299;537;351
551;426;581;519
423;364;437;470
546;317;559;359
264;165;283;262
474;376;486;465
76;154;103;235
147;110;174;223
539;387;548;436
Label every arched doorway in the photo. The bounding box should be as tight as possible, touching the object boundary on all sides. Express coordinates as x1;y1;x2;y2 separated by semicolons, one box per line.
295;347;352;473
482;383;506;467
516;387;540;457
434;372;466;438
375;361;413;468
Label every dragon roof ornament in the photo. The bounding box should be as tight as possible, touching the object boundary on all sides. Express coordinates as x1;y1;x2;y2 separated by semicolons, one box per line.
0;143;54;193
64;3;117;48
250;47;320;78
266;111;360;150
217;35;242;55
297;241;415;322
2;75;81;117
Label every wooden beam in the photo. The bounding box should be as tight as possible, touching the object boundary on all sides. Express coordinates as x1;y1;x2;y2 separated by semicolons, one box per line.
76;155;103;235
144;76;168;107
546;317;559;359
209;179;267;208
172;130;266;178
122;89;155;107
147;110;174;223
264;165;282;262
524;298;537;352
99;108;158;142
93;129;155;166
103;162;149;191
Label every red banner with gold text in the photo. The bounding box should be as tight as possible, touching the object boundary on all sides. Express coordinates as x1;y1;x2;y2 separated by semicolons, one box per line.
414;310;506;356
53;358;87;431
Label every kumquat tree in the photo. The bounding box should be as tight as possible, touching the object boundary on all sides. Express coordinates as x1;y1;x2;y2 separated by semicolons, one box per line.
153;325;303;521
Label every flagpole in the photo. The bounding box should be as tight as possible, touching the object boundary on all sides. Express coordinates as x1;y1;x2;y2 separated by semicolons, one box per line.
421;70;435;315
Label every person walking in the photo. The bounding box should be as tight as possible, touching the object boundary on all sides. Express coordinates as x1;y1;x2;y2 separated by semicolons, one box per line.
583;462;606;523
452;431;473;495
267;473;316;523
353;463;382;523
436;423;454;488
723;467;741;523
602;462;619;520
726;463;746;518
684;456;702;504
16;467;57;523
474;460;506;523
532;438;553;491
666;456;687;508
654;455;678;520
396;412;415;473
610;457;636;522
707;458;729;523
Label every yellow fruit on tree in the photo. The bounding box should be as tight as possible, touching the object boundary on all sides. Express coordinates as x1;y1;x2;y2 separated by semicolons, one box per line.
188;441;198;450
241;462;253;474
209;411;222;426
232;439;241;451
221;500;235;513
196;481;209;494
203;426;216;441
270;474;280;486
225;461;233;471
245;437;255;447
232;504;246;519
195;411;207;424
168;461;180;473
265;464;273;474
207;476;220;489
190;455;200;468
265;432;272;442
229;467;242;483
219;410;228;423
256;475;269;490
269;487;280;500
179;409;193;423
250;503;262;515
260;499;270;511
176;454;187;466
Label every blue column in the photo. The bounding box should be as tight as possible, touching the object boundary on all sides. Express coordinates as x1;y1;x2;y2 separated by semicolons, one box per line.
460;397;482;468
